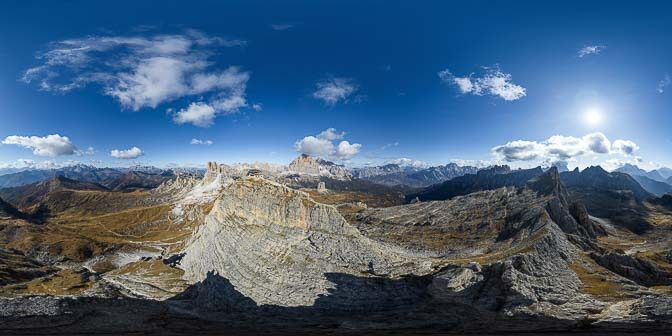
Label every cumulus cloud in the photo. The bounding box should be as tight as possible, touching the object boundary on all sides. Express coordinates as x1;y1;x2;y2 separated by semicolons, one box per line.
173;102;217;127
294;136;334;157
2;134;76;157
22;30;251;126
492;132;638;162
438;66;526;101
612;139;640;155
110;146;144;159
190;138;213;145
317;127;345;141
333;141;362;160
492;140;546;161
578;45;606;57
584;132;611;154
658;74;670;93
312;77;357;105
294;128;361;160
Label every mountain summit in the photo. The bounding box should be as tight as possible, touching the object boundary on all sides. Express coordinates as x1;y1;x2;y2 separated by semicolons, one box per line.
287;154;352;180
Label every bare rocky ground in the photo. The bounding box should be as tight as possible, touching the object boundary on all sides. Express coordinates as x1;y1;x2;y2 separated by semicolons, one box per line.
0;163;670;334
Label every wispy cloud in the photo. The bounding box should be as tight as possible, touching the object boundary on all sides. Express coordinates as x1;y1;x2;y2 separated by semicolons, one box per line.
294;128;361;160
190;138;213;145
438;66;526;101
2;134;76;157
110;146;144;159
380;142;399;150
22;29;252;126
578;45;606;57
76;146;96;156
271;24;295;31
312;77;358;105
658;74;670;93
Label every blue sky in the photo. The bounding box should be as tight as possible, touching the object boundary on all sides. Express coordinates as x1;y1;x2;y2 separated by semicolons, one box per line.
1;0;671;170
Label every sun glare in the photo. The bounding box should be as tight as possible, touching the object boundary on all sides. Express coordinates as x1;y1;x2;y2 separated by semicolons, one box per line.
584;107;603;126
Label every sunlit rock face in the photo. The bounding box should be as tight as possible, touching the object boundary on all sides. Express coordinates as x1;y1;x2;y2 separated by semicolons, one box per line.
287;154;353;180
179;177;435;307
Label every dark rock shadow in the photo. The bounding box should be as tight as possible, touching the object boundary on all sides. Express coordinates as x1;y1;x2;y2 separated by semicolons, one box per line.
0;269;670;335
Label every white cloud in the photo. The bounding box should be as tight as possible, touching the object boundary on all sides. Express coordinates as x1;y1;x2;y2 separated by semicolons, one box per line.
438;66;526;101
173;102;217;127
381;142;399;150
333;141;361;160
492;140;546;161
294;128;362;161
578;45;606;57
76;146;96;156
190;138;213;145
317;127;345;141
2;134;76;157
492;132;638;162
0;159;93;170
612;139;639;155
294;136;334;157
388;158;430;169
449;159;495;168
110;146;144;159
251;103;262;111
22;30;251;126
312;77;357;105
658;74;670;93
584;132;611;154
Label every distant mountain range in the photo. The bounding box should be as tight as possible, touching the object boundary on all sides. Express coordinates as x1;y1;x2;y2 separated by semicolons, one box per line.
408;165;544;202
561;166;653;201
615;164;667;182
354;162;479;188
614;164;672;196
0;164;195;189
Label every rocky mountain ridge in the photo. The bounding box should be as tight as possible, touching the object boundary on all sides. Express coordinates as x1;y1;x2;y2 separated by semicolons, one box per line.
0;164;184;189
286;154;353;180
407;165;544;202
616;163;669;182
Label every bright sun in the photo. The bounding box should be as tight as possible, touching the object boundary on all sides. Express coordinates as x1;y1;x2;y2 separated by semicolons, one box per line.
584;107;603;126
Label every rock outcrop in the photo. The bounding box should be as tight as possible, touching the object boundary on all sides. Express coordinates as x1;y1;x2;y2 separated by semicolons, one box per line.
287;154;352;180
180;177;432;307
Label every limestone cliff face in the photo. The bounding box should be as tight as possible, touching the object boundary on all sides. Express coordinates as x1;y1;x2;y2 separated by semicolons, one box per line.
179;177;431;307
287;154;352;180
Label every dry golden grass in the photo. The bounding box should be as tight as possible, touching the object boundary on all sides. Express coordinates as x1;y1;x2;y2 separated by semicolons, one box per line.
303;189;404;208
569;254;632;301
0;268;94;296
